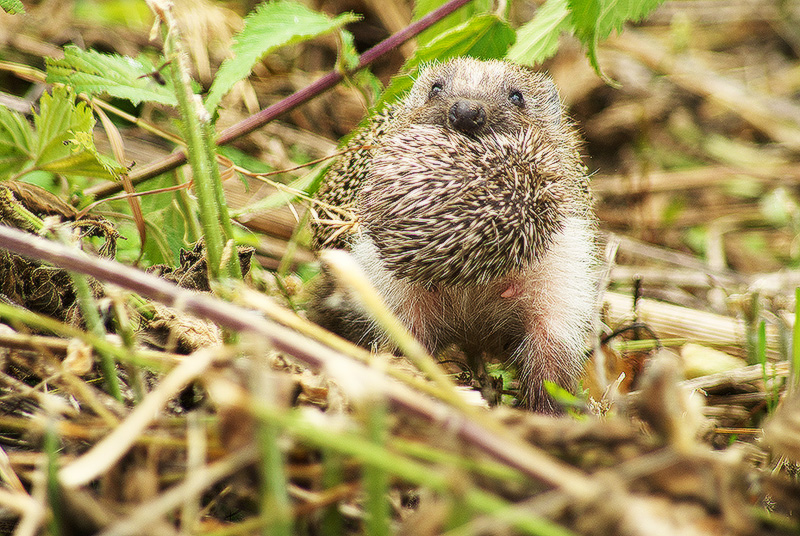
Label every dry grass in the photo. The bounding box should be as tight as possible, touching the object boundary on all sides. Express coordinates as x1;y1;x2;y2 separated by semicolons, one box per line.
1;1;800;535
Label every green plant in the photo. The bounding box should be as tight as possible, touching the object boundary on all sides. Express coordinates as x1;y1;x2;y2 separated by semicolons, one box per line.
2;0;664;277
0;1;674;534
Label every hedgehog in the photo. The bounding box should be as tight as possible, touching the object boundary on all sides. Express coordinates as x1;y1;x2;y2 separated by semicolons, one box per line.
309;57;600;413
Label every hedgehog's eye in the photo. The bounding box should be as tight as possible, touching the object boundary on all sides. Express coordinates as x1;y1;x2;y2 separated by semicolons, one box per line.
429;81;444;98
509;90;524;107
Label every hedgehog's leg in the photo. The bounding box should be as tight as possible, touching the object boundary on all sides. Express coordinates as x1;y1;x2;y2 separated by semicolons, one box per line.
512;217;598;413
306;270;382;348
513;326;584;414
463;349;504;407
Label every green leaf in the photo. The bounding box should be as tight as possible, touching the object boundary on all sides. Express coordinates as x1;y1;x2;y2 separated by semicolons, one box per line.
412;0;493;46
32;87;125;179
0;0;24;14
335;29;383;103
506;0;572;66
0;87;123;180
72;0;150;28
205;1;360;113
141;203;190;266
46;46;177;106
0;106;35;178
543;380;584;410
567;0;665;77
379;14;515;106
111;174;190;265
413;14;514;65
339;29;361;71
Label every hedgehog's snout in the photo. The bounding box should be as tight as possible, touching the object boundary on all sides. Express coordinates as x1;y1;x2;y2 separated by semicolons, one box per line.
448;100;486;134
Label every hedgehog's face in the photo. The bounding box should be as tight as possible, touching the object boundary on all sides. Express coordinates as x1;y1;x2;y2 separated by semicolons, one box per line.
402;58;563;138
358;58;587;288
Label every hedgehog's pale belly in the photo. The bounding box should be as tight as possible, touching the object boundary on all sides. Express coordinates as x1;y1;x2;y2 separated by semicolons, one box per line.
350;216;598;411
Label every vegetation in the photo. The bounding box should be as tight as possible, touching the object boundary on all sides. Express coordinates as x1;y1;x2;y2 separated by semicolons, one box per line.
0;0;799;534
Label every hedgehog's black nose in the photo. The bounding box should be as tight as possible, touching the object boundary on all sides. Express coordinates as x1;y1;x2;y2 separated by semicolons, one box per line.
448;100;486;133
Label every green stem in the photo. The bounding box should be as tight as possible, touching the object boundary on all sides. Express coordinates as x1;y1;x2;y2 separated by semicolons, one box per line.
746;293;760;365
277;209;309;278
45;416;64;536
112;296;144;402
257;414;292;536
320;451;345;536
202;120;242;279
757;320;775;413
391;437;523;484
161;6;230;282
69;269;122;401
792;287;800;394
364;398;390;536
2;188;45;231
171;168;201;243
0;300;171;371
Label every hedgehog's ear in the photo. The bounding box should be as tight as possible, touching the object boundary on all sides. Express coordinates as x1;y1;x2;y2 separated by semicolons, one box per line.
519;67;564;126
539;76;563;127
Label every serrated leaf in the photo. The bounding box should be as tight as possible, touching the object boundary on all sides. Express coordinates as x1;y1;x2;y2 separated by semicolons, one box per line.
379;14;515;106
506;0;572;66
0;106;35;178
0;88;123;180
567;0;665;77
205;1;359;112
414;14;514;65
572;0;664;40
31;87;124;179
46;46;177;106
412;0;493;46
38;150;117;177
34;91;93;163
1;0;24;14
